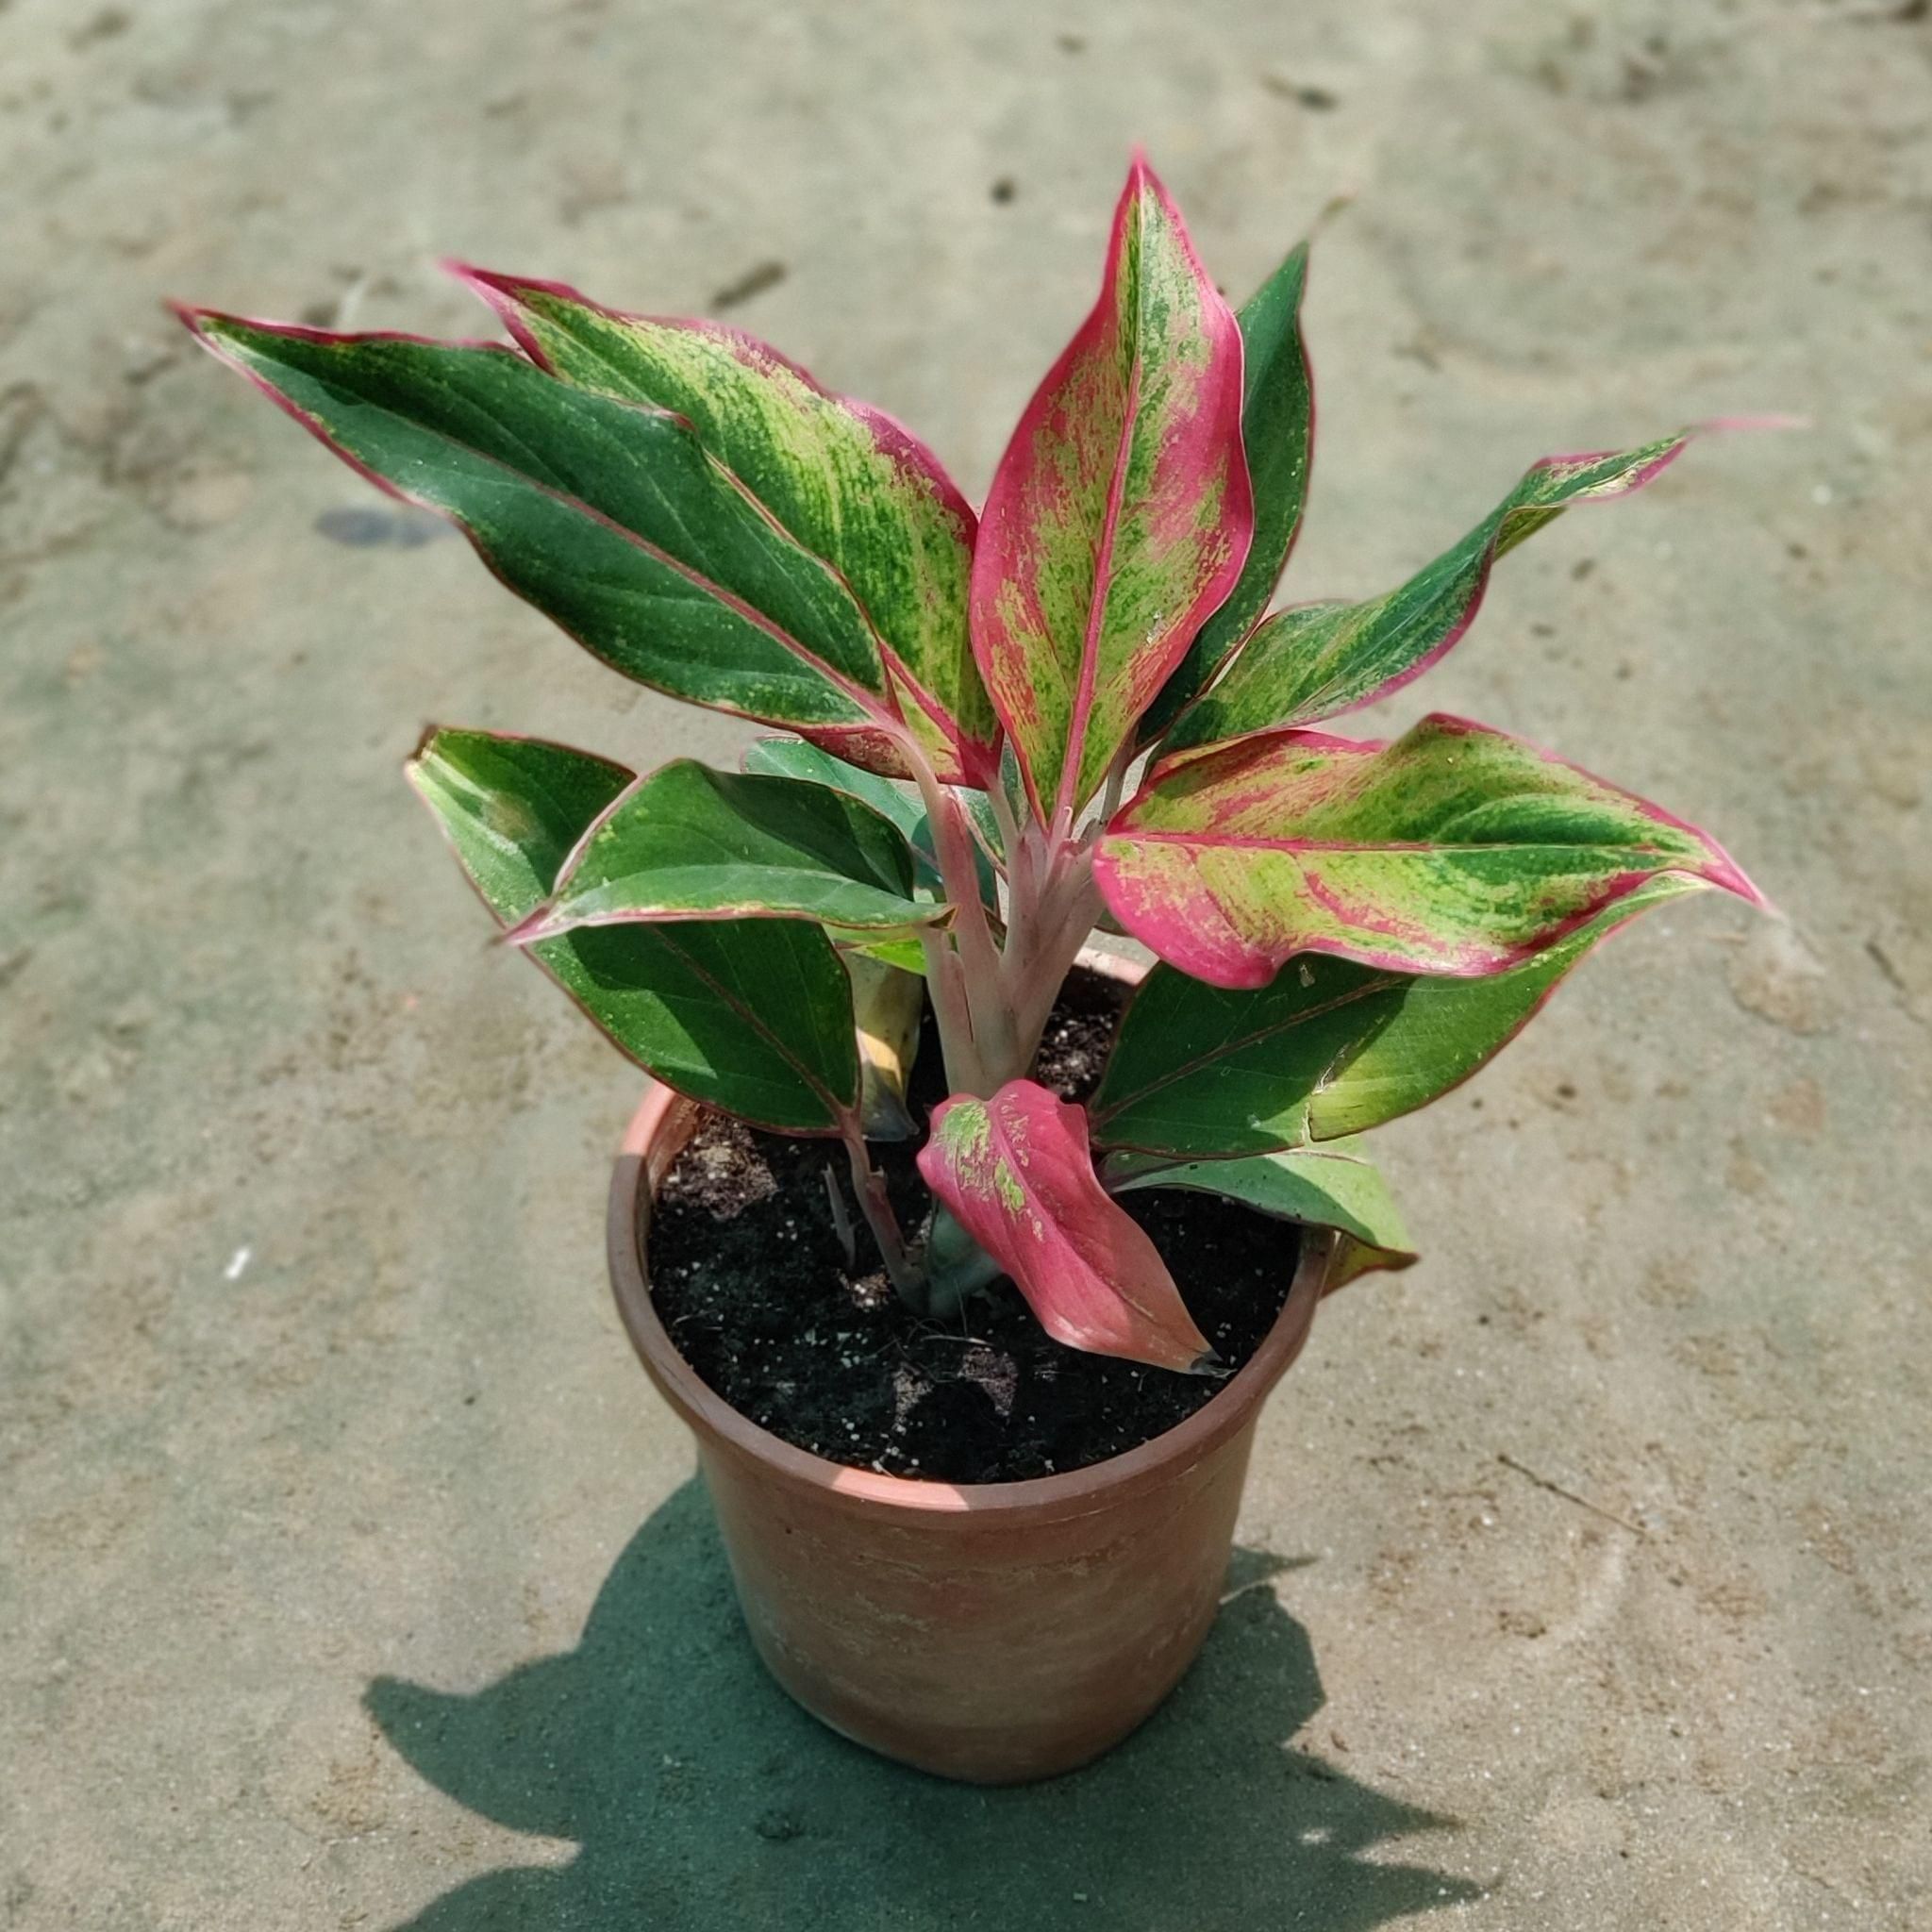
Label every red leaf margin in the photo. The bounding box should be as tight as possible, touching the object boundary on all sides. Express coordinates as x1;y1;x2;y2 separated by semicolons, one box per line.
1096;713;1770;991
970;152;1253;826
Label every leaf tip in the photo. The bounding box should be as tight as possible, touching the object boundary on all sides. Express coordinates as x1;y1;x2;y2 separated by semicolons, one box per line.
168;301;242;356
499;903;562;950
1121;146;1182;225
1705;848;1775;916
441;260;560;368
441;259;547;311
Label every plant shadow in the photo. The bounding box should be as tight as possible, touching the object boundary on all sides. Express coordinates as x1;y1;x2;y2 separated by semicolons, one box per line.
368;1479;1477;1929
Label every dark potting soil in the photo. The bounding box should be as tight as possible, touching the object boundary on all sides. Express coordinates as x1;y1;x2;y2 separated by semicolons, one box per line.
647;966;1300;1485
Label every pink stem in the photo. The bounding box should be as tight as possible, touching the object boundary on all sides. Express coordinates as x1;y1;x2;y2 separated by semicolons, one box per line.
1001;841;1104;1080
919;927;985;1096
907;749;1015;1094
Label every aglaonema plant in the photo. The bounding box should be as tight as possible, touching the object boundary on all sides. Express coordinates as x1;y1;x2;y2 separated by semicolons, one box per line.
179;155;1765;1375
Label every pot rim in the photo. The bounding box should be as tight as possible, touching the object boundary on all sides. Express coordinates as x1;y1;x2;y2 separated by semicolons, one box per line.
607;1081;1336;1524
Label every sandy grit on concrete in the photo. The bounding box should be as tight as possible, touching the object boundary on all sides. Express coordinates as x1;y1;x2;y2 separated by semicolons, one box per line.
2;1;1928;1926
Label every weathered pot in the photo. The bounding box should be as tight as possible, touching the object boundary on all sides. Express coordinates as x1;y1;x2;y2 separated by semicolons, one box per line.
606;1080;1336;1785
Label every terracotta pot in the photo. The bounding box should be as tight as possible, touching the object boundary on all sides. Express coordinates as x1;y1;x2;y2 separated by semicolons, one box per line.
606;1079;1337;1785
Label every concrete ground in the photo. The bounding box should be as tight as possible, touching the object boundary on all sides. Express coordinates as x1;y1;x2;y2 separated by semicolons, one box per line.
4;0;1929;1925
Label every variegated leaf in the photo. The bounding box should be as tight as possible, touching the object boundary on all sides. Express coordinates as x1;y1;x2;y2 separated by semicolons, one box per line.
1141;238;1314;741
1107;1137;1416;1289
407;729;859;1133
917;1079;1218;1373
457;270;996;781
971;155;1252;824
1090;875;1707;1158
508;759;943;945
1164;431;1696;753
178;312;923;778
1097;713;1762;989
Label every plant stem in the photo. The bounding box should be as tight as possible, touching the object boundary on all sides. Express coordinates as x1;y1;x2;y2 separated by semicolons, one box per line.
906;743;1016;1096
894;730;1108;1099
993;817;1042;1017
919;926;984;1095
1005;842;1105;1075
839;1122;926;1311
822;1164;858;1269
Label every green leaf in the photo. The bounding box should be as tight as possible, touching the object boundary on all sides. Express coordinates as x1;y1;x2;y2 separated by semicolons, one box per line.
408;729;858;1133
841;936;929;975
1164;431;1696;752
183;312;924;777
741;734;1001;914
971;157;1252;822
1107;1137;1416;1288
1141;240;1312;741
1089;875;1707;1158
1097;713;1761;989
510;758;945;944
458;271;997;781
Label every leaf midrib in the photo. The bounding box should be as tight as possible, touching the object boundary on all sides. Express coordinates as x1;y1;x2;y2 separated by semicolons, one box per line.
1060;269;1148;824
1108;829;1687;858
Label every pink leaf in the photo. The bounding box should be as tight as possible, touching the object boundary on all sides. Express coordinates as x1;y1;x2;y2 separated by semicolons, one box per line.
1096;713;1765;989
970;155;1252;825
917;1079;1219;1374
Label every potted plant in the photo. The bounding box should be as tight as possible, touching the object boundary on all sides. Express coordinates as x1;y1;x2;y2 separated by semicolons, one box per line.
178;155;1764;1785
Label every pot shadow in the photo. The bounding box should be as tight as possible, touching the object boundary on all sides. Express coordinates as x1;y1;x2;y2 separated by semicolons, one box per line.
367;1479;1478;1929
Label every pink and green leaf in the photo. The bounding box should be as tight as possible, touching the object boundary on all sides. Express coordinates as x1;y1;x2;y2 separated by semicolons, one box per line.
1106;1136;1416;1290
1161;430;1699;754
455;269;996;782
1140;238;1314;741
176;310;924;777
970;155;1252;824
1096;712;1763;989
506;758;945;945
916;1079;1218;1373
406;729;860;1133
1090;874;1708;1158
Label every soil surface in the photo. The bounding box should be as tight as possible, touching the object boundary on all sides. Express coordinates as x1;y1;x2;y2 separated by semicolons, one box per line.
648;969;1299;1482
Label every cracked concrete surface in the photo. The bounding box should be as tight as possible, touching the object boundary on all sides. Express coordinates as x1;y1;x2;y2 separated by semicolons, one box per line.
2;1;1928;1926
